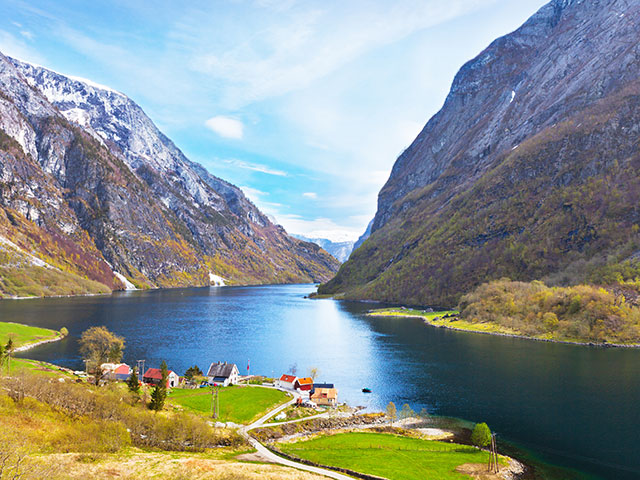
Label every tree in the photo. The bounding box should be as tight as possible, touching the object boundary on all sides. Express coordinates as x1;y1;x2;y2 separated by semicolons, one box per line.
4;338;14;372
471;422;492;448
289;363;298;376
309;367;319;380
399;403;415;420
418;407;429;419
78;326;125;385
184;365;203;380
127;367;140;394
149;360;168;411
386;401;397;426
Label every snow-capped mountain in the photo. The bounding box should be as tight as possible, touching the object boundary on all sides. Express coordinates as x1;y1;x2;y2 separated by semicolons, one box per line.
0;51;339;297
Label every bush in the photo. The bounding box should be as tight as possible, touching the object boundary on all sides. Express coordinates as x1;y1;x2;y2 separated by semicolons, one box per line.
471;422;491;448
459;279;640;343
59;327;69;337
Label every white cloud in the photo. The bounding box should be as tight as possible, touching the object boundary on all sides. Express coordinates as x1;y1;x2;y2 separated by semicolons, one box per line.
205;115;244;139
178;1;497;108
225;158;288;176
20;30;34;40
0;30;46;64
302;192;317;199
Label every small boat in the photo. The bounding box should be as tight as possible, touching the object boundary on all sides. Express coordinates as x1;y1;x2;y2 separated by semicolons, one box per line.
362;388;372;393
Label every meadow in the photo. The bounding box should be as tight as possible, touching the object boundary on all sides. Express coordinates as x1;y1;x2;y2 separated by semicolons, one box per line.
168;385;290;424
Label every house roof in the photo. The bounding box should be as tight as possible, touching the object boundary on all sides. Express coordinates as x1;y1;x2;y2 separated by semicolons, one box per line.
143;368;175;379
279;374;297;383
296;377;313;385
207;362;237;378
114;364;130;374
312;383;334;389
311;388;338;399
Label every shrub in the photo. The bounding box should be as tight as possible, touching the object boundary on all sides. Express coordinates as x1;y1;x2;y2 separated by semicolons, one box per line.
471;422;491;448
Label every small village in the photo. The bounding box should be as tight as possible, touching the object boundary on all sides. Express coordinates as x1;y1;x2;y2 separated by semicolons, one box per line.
99;360;340;413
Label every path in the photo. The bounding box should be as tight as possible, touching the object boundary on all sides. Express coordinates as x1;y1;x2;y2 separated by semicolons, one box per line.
239;389;353;480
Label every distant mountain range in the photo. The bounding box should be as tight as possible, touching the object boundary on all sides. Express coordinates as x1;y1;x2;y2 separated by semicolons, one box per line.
292;235;354;263
0;52;339;297
320;0;640;306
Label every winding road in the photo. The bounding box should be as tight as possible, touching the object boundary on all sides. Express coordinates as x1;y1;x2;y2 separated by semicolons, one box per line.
239;389;353;480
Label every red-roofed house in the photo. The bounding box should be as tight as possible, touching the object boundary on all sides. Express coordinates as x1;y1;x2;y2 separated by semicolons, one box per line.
101;363;131;381
294;377;313;392
143;367;179;388
276;374;297;390
113;364;132;381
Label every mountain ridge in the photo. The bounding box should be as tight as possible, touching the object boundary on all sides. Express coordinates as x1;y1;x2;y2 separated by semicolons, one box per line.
0;51;339;297
319;0;640;306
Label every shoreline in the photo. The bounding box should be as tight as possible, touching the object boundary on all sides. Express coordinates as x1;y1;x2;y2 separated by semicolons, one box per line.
13;334;64;353
367;311;640;349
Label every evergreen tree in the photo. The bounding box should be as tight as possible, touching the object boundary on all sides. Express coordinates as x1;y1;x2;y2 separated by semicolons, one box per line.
4;339;14;371
149;361;168;411
184;365;202;380
127;367;140;394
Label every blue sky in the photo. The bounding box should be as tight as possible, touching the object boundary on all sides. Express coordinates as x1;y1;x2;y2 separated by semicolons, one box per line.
0;0;547;241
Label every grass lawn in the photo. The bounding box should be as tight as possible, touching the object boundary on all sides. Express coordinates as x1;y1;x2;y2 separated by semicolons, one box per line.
168;386;290;424
4;358;76;378
0;321;61;349
279;432;501;480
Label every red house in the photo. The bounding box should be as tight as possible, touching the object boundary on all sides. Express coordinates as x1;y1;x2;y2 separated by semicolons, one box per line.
294;377;313;391
143;368;180;388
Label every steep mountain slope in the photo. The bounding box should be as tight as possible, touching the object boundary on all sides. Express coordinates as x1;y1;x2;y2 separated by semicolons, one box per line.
0;52;338;297
320;0;640;306
292;235;354;263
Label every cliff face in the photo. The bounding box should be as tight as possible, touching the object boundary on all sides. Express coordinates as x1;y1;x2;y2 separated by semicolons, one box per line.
320;0;640;306
0;52;338;297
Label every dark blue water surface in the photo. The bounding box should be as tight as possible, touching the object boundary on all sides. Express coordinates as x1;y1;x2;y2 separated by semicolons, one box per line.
2;284;639;479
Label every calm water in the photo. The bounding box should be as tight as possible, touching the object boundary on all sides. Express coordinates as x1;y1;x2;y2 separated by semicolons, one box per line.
2;284;639;479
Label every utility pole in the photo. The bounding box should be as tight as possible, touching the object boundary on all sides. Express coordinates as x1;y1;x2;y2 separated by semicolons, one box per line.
488;433;499;473
137;360;145;380
211;384;219;419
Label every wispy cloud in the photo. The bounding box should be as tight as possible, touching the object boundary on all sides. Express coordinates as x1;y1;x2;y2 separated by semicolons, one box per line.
224;158;288;177
205;115;244;139
302;192;317;199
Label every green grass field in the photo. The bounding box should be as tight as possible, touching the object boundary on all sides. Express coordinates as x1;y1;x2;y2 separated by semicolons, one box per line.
4;358;76;378
168;386;290;424
0;321;61;349
367;309;523;336
279;432;499;480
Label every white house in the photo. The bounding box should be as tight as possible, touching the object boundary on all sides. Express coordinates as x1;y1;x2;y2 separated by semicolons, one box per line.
206;362;239;386
276;374;297;390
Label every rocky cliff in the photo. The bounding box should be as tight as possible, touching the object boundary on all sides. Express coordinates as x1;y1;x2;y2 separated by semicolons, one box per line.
0;52;338;297
320;0;640;306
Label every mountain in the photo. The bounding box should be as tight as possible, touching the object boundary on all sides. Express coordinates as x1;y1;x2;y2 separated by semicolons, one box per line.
352;220;373;252
292;235;354;263
0;52;339;297
320;0;640;306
